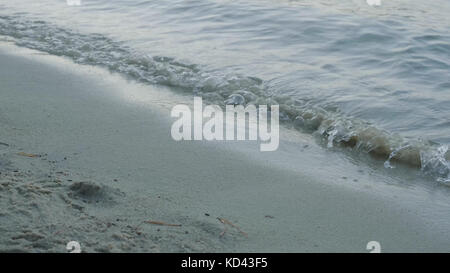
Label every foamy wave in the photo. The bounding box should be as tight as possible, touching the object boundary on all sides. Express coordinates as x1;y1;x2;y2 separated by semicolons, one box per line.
1;16;448;183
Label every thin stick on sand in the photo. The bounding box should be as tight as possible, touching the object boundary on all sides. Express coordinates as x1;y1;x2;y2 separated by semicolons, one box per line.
17;152;40;158
217;217;247;237
144;220;182;227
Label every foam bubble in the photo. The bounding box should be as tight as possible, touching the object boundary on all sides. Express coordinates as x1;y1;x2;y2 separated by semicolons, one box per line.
1;16;448;184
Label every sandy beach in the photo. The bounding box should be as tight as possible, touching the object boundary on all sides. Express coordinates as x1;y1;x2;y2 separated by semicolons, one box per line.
1;42;450;253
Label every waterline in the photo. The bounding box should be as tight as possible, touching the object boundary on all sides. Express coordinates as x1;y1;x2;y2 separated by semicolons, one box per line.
171;97;280;152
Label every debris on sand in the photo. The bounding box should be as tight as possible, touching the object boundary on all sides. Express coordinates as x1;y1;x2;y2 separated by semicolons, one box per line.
217;217;247;237
0;142;8;147
17;152;40;158
144;220;182;227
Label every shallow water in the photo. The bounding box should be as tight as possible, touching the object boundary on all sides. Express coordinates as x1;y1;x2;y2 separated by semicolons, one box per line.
0;0;449;182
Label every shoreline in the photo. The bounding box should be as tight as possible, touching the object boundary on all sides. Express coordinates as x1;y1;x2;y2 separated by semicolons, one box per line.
1;42;450;252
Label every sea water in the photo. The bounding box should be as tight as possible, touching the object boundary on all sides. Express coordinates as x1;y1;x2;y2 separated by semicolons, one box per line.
0;0;448;183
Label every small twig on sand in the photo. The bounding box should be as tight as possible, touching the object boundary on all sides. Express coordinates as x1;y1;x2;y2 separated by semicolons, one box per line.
17;152;40;158
144;220;182;227
217;217;247;237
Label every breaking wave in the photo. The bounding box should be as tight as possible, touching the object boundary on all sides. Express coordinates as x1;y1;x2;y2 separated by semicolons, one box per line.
0;16;448;184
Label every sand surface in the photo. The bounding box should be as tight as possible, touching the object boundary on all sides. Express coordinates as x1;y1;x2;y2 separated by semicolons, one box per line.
1;42;450;252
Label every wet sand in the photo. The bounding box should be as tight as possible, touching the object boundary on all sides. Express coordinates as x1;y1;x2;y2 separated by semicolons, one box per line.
1;42;450;252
